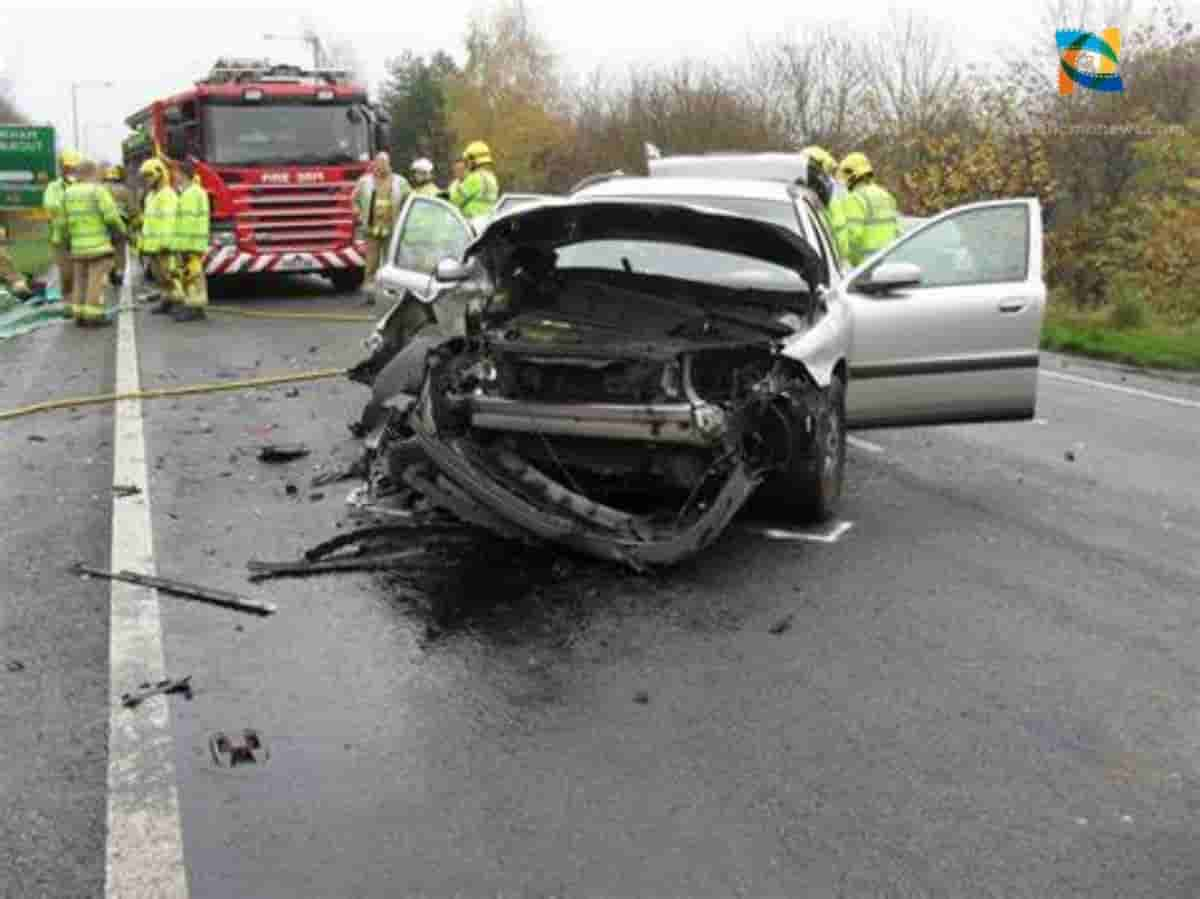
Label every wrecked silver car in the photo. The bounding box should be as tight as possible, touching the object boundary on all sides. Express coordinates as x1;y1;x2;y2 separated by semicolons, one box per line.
354;196;852;568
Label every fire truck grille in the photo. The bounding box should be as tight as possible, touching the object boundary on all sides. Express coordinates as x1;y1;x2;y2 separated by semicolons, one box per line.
232;181;357;253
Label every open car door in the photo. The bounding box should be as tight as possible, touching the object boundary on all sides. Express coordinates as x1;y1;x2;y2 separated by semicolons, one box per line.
376;195;473;303
842;198;1045;428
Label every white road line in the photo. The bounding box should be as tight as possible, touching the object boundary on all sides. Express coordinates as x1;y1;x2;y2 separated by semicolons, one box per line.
1043;370;1200;410
747;521;855;544
847;436;886;454
106;270;190;898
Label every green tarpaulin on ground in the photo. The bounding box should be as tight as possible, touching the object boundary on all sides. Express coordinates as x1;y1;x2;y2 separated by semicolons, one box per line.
0;293;69;340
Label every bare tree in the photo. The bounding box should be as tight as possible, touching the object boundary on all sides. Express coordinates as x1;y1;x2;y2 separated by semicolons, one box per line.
863;11;965;138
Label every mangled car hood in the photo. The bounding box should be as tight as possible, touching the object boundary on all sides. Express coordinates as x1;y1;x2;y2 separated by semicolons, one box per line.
463;198;825;295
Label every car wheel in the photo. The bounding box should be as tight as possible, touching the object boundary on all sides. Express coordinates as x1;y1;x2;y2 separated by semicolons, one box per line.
772;373;846;523
330;268;365;293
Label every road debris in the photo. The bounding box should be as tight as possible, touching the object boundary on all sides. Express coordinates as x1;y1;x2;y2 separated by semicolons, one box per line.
6;660;25;673
71;562;277;616
285;483;299;497
1065;450;1077;462
309;492;326;502
285;387;300;398
112;484;142;498
258;443;311;464
769;613;795;635
121;676;193;708
27;434;46;443
633;690;650;704
210;729;268;768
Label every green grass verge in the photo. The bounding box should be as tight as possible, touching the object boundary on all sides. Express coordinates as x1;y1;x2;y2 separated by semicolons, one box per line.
1041;321;1200;370
7;238;52;278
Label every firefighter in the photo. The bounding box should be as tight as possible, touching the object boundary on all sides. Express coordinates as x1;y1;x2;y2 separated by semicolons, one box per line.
802;145;850;264
0;247;31;298
351;152;410;304
171;159;210;322
62;160;126;325
44;148;82;302
103;165;134;285
138;158;181;312
410;158;439;197
446;157;466;206
836;151;900;267
454;141;499;220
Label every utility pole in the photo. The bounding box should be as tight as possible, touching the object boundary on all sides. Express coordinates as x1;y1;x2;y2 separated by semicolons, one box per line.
70;80;114;152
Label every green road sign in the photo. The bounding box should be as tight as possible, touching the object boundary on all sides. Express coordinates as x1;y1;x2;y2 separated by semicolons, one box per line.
0;126;56;210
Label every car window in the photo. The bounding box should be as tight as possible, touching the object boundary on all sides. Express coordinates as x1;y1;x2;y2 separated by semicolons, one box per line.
589;194;801;233
866;204;1029;289
394;199;471;272
556;240;806;289
803;199;840;283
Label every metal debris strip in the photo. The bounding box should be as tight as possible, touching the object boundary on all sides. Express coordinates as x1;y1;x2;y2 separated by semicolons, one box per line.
120;676;193;708
257;443;311;464
245;522;481;582
72;563;277;616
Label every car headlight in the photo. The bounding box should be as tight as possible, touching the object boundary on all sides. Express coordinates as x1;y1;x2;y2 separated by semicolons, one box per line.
691;403;727;441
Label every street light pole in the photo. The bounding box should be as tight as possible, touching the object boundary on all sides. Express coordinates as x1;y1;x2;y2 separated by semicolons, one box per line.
70;80;114;152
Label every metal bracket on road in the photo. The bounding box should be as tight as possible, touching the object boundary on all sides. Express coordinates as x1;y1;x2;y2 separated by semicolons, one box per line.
72;563;277;616
121;676;193;708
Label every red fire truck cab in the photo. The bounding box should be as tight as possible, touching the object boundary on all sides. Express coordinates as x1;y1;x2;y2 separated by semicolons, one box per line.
122;59;389;290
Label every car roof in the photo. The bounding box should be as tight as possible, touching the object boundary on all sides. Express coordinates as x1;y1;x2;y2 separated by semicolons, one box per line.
577;175;801;204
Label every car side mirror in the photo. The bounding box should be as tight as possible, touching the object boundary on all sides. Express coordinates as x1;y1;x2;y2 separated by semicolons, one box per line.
434;258;470;283
860;261;921;294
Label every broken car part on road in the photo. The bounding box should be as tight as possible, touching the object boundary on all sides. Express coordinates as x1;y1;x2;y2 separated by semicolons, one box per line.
72;563;277;616
120;676;193;709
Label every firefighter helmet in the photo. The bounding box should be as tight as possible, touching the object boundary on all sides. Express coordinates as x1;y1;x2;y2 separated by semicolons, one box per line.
837;152;873;183
60;148;83;170
802;146;837;176
463;141;493;166
105;164;125;182
411;157;434;175
139;158;166;184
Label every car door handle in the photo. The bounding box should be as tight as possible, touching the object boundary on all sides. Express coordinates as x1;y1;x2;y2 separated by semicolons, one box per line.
998;301;1025;313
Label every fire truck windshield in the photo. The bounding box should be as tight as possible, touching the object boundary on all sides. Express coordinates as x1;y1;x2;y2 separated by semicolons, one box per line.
202;104;371;166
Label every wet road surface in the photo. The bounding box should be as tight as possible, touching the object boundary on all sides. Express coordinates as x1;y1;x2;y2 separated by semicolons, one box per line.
2;275;1200;898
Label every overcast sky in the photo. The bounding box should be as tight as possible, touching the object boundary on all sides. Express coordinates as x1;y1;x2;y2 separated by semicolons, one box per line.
0;1;1191;162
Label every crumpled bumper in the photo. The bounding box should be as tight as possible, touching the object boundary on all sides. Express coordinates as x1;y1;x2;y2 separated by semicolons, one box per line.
402;379;762;569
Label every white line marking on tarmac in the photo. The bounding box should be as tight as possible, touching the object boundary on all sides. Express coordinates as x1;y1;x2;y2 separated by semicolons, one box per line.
106;271;190;898
1043;370;1200;410
847;436;886;454
747;521;855;544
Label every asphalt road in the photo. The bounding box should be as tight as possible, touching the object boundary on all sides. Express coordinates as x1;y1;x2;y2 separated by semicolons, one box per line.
2;279;1199;899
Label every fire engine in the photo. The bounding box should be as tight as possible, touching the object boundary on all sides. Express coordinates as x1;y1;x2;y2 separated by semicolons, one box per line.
122;58;389;290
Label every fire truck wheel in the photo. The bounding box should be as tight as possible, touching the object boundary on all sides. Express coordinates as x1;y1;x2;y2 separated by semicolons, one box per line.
330;269;366;293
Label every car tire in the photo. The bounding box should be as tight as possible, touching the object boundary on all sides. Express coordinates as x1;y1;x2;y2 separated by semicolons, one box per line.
330;268;365;293
772;373;846;523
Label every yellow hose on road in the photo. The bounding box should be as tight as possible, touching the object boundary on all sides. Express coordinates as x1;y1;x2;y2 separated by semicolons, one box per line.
0;368;349;422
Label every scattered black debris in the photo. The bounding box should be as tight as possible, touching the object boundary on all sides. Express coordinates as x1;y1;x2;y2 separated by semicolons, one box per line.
247;548;426;581
6;660;25;673
210;729;268;768
310;466;360;488
228;453;239;464
234;625;245;633
769;613;795;635
113;484;142;498
27;434;46;443
633;690;650;704
71;563;276;616
285;387;300;399
309;492;326;502
1065;450;1077;462
121;676;193;708
285;483;299;497
308;345;320;354
258;444;310;464
219;471;233;478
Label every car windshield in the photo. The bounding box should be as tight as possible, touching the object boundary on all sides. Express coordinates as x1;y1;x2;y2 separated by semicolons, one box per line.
202;104;370;166
556;240;805;289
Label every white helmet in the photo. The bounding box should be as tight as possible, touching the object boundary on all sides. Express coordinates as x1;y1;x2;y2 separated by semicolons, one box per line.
411;157;434;175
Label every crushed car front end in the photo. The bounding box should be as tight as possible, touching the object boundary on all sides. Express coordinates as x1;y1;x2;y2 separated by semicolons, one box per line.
362;199;850;568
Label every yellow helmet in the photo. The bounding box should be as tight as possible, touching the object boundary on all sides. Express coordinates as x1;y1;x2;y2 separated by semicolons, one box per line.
139;158;166;183
60;148;83;170
105;164;125;182
802;146;837;176
837;151;873;183
463;140;493;166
